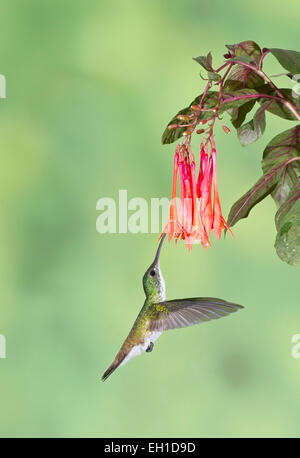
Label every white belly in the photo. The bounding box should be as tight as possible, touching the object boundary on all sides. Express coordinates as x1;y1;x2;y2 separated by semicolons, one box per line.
119;331;162;368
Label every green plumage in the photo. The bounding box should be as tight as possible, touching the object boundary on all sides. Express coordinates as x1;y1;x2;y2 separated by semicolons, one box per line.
102;235;244;381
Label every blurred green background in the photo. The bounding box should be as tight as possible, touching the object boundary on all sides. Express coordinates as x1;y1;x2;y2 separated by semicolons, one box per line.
0;0;300;438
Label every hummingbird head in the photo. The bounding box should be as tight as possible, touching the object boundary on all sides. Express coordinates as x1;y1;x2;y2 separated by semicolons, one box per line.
143;234;166;302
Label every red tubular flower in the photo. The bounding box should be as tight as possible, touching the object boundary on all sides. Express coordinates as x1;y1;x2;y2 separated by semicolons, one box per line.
161;136;233;250
200;153;213;237
189;156;210;249
183;156;193;236
211;148;233;240
161;150;183;242
178;150;193;240
178;152;185;228
196;148;205;198
183;154;196;251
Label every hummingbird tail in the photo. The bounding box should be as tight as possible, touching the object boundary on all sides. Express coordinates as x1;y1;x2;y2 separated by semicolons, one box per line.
102;342;142;381
102;349;128;381
101;360;119;381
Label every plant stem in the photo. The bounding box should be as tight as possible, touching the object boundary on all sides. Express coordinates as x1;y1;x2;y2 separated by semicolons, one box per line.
234;60;300;122
258;49;270;70
258;70;300;121
221;93;283;105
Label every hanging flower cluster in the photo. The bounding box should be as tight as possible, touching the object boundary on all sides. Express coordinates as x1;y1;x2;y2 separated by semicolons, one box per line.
159;40;300;263
161;135;233;250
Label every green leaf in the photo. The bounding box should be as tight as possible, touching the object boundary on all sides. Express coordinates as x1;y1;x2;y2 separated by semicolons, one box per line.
161;92;219;145
227;168;282;228
229;99;256;129
275;181;300;266
260;88;300;121
225;65;264;90
253;102;267;131
271;169;296;209
161;106;191;145
261;126;300;265
262;125;300;210
262;125;300;173
193;56;208;69
224;41;263;90
227;56;255;64
221;89;260;111
226;41;262;64
269;48;300;75
237;121;258;146
207;72;221;82
223;79;245;92
227;126;300;231
275;180;300;228
193;52;213;72
236;104;267;146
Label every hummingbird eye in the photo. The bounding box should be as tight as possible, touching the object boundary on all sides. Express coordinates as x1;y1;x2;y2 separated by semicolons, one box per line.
150;270;156;277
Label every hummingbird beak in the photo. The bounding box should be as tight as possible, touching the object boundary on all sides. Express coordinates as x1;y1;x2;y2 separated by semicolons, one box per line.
154;234;166;265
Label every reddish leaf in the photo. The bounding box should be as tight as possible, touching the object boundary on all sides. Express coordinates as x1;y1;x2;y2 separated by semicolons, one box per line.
227;168;282;228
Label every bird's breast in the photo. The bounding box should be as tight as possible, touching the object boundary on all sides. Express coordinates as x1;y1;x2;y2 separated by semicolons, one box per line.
119;331;162;368
143;330;162;350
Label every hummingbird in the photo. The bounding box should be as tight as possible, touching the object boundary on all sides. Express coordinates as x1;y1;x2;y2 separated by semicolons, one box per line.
102;234;243;381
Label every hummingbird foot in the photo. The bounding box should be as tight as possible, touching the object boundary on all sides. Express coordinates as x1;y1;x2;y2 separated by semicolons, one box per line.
146;341;154;353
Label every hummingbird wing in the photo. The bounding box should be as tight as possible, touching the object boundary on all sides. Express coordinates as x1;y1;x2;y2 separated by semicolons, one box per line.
148;298;243;332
